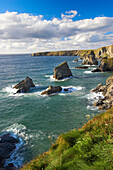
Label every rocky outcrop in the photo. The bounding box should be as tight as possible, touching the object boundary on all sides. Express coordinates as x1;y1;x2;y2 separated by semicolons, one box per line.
75;66;88;69
14;77;35;93
74;59;78;62
0;133;19;169
41;86;62;95
92;76;113;110
81;51;98;65
53;61;73;80
92;58;113;72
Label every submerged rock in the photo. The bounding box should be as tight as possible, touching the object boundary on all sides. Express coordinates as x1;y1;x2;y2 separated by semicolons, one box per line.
92;76;113;110
75;66;88;69
53;61;73;80
0;133;19;169
41;86;62;95
81;51;98;65
92;58;113;72
74;59;78;62
14;77;35;93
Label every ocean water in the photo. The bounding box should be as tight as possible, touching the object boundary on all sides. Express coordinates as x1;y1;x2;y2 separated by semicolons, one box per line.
0;54;112;167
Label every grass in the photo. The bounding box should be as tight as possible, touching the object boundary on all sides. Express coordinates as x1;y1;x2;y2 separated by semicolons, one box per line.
21;108;113;170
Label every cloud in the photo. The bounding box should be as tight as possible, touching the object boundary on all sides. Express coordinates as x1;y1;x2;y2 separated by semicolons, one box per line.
0;11;113;53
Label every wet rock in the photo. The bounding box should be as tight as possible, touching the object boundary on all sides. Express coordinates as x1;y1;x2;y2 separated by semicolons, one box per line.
75;66;88;69
0;133;19;169
74;59;78;62
41;86;62;95
81;51;98;65
14;77;35;93
53;61;73;80
91;84;106;94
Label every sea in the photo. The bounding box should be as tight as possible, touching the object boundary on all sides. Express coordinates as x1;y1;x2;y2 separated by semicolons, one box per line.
0;54;112;167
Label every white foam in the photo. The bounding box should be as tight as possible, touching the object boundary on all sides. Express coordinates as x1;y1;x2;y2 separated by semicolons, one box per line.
87;105;99;111
50;75;73;82
84;70;92;74
62;86;83;92
86;92;104;102
3;86;18;94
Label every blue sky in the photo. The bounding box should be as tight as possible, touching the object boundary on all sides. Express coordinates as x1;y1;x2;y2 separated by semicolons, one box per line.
1;0;113;19
0;0;113;53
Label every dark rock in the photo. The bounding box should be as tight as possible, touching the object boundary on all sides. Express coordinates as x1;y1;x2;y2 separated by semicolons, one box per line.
81;51;98;65
5;163;17;170
14;77;35;93
41;86;62;95
53;61;73;80
75;66;88;69
74;59;78;62
91;68;101;72
0;133;19;169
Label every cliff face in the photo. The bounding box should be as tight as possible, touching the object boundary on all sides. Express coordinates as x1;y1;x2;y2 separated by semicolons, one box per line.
32;45;113;58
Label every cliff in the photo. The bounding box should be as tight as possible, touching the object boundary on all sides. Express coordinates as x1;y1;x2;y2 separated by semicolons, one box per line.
32;45;113;59
22;107;113;169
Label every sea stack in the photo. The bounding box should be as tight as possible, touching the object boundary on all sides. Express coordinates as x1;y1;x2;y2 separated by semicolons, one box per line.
81;50;98;65
14;77;35;93
53;61;73;80
41;86;62;95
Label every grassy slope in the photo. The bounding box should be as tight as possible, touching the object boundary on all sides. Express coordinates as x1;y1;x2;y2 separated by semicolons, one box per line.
22;108;113;170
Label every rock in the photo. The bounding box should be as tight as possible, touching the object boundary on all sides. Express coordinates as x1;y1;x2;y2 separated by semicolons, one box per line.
92;76;113;110
74;59;78;62
53;61;73;80
14;77;35;93
81;51;98;65
75;66;88;69
91;83;106;93
0;133;19;169
41;86;62;95
92;58;113;72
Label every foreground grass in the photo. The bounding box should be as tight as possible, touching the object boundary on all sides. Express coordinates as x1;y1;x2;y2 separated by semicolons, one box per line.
22;108;113;170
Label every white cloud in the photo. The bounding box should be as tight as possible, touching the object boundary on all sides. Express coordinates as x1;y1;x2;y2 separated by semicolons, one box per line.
0;11;113;53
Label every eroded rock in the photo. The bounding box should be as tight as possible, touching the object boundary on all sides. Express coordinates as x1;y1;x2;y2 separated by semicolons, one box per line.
41;86;62;95
81;51;98;65
14;77;35;93
53;61;73;80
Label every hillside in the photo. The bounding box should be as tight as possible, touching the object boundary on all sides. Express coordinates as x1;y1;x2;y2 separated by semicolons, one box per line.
32;45;113;59
22;107;113;169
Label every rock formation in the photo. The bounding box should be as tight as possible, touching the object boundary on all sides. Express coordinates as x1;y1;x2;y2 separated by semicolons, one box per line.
75;66;88;69
0;133;19;169
53;61;73;80
74;59;78;62
92;58;113;72
81;51;98;65
41;86;62;95
14;77;35;93
92;76;113;110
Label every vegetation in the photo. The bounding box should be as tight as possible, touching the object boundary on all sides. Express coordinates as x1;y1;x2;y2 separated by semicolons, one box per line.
22;108;113;170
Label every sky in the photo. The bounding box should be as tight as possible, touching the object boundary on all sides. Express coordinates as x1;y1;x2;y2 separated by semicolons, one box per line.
0;0;113;54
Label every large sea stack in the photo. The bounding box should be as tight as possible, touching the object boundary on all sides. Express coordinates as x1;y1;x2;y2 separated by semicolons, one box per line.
53;61;73;80
92;58;113;72
14;77;35;93
81;50;98;65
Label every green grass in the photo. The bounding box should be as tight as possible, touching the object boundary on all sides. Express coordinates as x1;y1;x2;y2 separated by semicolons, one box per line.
22;108;113;170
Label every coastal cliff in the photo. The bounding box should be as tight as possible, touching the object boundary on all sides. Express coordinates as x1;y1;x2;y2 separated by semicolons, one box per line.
22;107;113;169
32;45;113;59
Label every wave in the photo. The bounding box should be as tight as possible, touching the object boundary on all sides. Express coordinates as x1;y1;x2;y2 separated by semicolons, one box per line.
87;105;99;111
61;86;83;93
49;75;73;82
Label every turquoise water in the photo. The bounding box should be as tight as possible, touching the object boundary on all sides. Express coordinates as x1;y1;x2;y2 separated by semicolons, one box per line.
0;54;112;166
